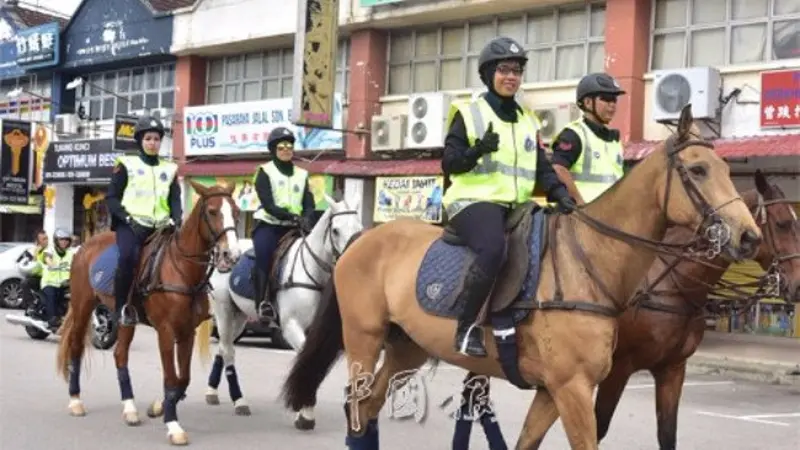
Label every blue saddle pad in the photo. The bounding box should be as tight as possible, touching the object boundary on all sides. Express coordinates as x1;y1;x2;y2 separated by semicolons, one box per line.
229;255;257;300
89;245;121;296
416;209;547;318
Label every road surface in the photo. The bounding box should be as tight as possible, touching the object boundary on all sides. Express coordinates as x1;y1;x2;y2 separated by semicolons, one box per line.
0;319;798;449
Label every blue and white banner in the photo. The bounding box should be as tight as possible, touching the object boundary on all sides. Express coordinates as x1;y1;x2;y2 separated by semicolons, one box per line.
183;94;343;157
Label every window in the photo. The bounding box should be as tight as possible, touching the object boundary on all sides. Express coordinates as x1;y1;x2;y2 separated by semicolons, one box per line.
0;74;51;120
651;0;800;70
74;64;176;120
386;3;606;94
206;40;351;104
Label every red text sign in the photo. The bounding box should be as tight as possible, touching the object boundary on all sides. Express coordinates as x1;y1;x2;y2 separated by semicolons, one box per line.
760;69;800;129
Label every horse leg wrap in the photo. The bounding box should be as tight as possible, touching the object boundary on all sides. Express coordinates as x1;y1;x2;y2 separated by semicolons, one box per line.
68;357;81;397
225;365;243;402
452;420;473;450
117;367;134;400
163;387;182;423
344;419;379;450
208;355;223;389
479;413;508;450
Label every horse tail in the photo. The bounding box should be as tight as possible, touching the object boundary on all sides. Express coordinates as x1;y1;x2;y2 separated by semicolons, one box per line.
56;305;79;381
194;301;213;367
281;272;343;412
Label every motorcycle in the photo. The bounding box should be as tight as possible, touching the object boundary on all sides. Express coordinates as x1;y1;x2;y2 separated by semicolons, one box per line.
4;259;117;349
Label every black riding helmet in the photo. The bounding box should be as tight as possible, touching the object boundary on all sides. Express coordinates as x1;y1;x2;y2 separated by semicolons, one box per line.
576;73;626;106
133;114;165;144
267;127;296;153
477;36;528;87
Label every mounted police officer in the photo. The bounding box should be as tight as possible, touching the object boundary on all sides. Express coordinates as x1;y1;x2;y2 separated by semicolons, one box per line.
17;229;48;307
442;36;576;358
551;72;626;205
251;127;316;320
105;114;182;328
41;228;74;331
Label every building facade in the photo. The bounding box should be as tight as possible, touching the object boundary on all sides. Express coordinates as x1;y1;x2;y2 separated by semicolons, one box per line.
41;0;177;243
0;2;66;241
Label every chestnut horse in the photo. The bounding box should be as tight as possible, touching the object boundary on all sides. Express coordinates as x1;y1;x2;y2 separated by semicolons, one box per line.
590;172;800;450
281;105;763;449
56;182;241;446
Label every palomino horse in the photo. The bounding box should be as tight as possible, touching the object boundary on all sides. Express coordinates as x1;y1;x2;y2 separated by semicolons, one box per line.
204;194;362;426
56;182;241;446
280;105;763;449
590;172;800;450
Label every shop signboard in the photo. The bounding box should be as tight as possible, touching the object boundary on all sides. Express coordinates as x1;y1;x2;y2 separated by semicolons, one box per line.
14;22;60;69
0;14;25;79
183;94;344;157
113;114;139;152
42;138;123;184
373;176;443;223
0;119;32;205
760;69;800;129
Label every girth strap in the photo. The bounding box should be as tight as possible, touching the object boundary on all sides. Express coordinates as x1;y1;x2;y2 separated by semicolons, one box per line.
532;300;620;317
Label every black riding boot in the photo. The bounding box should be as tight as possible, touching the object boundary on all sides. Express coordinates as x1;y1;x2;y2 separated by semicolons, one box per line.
113;271;137;326
254;270;275;321
454;263;494;357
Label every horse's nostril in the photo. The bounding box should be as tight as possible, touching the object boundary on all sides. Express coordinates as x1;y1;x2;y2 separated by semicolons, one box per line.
741;229;761;248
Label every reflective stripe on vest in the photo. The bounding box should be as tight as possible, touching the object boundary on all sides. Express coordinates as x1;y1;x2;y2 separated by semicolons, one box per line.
252;162;308;226
442;98;540;218
563;120;624;203
118;155;178;228
42;248;73;288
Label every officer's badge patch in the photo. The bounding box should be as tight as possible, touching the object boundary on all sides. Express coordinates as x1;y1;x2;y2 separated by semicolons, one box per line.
524;136;534;152
593;151;601;159
278;180;286;187
293;184;300;193
137;169;145;176
617;153;623;165
510;43;519;53
159;172;168;182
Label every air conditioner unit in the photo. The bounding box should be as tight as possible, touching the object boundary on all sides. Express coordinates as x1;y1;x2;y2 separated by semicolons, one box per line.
54;114;80;135
405;92;452;149
534;104;581;142
651;67;721;122
371;114;407;152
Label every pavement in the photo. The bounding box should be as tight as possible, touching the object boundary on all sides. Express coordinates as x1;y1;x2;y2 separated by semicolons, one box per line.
1;319;799;449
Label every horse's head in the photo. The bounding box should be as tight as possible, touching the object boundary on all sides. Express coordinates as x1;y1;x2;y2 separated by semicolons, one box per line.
187;180;242;271
314;193;363;261
654;104;761;261
750;170;800;303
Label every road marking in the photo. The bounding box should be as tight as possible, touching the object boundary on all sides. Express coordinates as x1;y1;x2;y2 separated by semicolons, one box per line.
696;410;791;426
625;381;734;390
743;413;800;419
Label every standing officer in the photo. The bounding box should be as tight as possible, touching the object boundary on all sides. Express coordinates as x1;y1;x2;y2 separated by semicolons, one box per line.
550;73;627;205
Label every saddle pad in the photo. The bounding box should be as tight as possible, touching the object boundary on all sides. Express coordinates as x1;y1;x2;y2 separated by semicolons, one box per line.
89;245;120;296
243;248;256;259
416;210;547;319
229;255;257;300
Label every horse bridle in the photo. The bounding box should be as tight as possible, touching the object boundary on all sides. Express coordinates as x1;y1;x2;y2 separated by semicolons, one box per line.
753;195;800;302
278;208;360;292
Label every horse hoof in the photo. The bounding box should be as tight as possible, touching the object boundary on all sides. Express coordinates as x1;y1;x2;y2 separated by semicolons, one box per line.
68;400;86;417
294;416;316;431
234;404;251;416
147;400;164;418
205;393;220;405
123;412;141;426
169;432;189;446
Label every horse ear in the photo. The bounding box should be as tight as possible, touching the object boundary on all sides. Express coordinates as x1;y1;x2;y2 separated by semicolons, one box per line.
754;169;771;197
223;181;235;195
190;180;208;196
677;104;694;140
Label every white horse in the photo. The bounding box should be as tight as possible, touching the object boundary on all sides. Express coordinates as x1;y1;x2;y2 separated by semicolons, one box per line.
204;194;362;428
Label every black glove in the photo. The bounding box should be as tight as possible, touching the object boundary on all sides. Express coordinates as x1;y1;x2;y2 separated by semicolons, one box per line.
556;196;577;215
473;122;499;155
300;216;313;233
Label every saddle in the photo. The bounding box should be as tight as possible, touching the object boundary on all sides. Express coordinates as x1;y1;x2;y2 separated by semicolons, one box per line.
442;202;549;315
245;229;303;297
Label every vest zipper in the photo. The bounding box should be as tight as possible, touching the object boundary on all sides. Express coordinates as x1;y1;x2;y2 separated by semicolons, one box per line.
150;165;157;225
511;123;518;202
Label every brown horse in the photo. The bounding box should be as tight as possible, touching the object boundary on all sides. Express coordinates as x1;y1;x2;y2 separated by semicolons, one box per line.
281;104;763;449
56;182;241;446
589;172;800;450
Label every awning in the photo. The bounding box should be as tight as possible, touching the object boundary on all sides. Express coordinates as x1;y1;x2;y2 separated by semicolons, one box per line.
625;134;800;160
180;158;443;177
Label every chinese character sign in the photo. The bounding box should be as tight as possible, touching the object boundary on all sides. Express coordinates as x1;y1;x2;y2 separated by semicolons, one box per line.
14;22;60;69
374;176;444;224
183;95;344;157
760;69;800;129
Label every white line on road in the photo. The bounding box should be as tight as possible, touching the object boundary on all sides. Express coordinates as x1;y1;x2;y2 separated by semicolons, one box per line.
743;413;800;419
696;411;791;426
625;381;734;390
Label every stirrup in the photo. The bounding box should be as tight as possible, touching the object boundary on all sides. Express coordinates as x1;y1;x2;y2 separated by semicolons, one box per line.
257;301;276;321
118;304;139;326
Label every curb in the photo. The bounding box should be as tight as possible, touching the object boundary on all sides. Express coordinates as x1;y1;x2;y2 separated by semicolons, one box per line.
686;353;800;386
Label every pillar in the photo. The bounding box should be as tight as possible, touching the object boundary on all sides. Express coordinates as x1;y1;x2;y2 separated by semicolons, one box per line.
173;55;208;164
605;0;651;143
43;185;74;236
346;29;387;159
